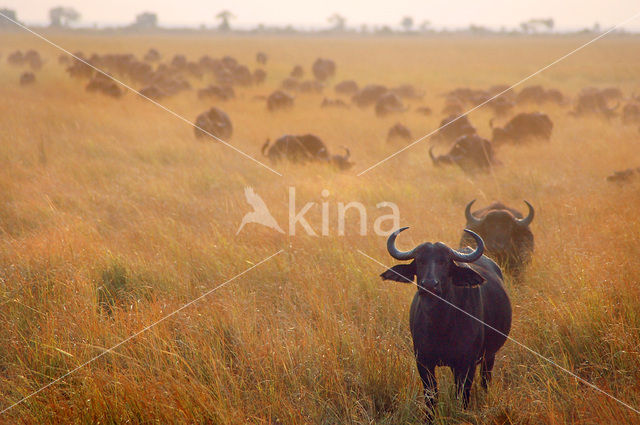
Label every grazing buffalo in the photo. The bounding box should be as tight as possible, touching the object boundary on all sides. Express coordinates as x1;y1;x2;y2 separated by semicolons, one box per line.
262;134;329;163
329;147;354;170
267;90;294;111
387;123;412;142
375;92;407;116
194;107;233;140
607;168;640;184
391;84;424;99
491;112;553;144
433;114;477;142
143;48;161;62
19;72;36;86
352;84;388;107
381;228;511;415
139;85;166;100
334;80;359;95
312;58;336;81
571;88;619;118
290;65;304;79
516;85;565;104
429;135;497;173
461;200;534;278
256;52;268;65
85;74;123;98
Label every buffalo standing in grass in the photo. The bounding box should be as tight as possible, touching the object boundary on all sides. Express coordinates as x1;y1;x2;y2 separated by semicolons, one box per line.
261;134;329;163
491;112;553;144
381;228;511;417
433;114;477;142
194;107;233;140
267;90;294;111
312;58;336;81
461;200;534;278
429;135;497;173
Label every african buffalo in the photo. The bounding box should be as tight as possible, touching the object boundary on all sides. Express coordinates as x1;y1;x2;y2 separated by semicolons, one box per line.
491;112;553;144
433;114;477;142
375;92;407;116
262;134;329;163
387;123;412;142
194;107;233;140
607;167;640;184
19;72;36;86
334;80;359;95
290;65;304;79
267;90;294;111
352;84;388;107
329;147;354;170
461;200;534;278
429;134;497;173
571;88;619;118
197;85;234;101
85;74;124;98
312;58;336;81
256;52;268;65
381;228;511;415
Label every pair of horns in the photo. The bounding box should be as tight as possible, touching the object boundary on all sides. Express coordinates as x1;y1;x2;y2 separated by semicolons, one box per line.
387;227;484;263
465;200;534;227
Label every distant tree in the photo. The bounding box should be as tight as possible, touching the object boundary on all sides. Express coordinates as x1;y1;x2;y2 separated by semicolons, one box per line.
328;13;346;31
418;20;431;32
49;6;81;27
133;12;157;29
0;8;17;27
520;18;554;34
401;16;414;32
216;10;234;31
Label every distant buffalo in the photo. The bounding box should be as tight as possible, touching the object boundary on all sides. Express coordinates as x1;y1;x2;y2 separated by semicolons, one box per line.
571;87;619;118
290;65;304;79
352;84;388;107
334;80;359;95
491;112;552;144
607;167;640;184
433;114;477;142
516;85;564;105
20;72;36;86
387;123;412;142
461;200;534;278
256;52;268;65
262;134;329;163
430;135;497;173
312;58;336;81
375;92;407;116
86;74;124;98
267;90;294;111
194;107;233;140
197;85;234;101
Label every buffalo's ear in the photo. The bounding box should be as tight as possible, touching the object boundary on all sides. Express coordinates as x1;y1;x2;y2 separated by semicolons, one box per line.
380;261;416;284
451;264;486;287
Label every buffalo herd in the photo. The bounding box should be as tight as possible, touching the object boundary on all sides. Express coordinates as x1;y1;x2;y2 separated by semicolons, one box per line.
7;45;638;421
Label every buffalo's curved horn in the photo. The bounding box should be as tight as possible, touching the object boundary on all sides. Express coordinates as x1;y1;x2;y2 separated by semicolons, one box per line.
261;139;270;156
450;229;484;263
386;227;415;260
464;200;482;226
515;200;535;226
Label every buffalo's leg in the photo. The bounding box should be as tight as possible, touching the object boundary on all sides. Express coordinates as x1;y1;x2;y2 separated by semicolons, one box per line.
453;365;476;408
480;355;495;389
416;362;437;418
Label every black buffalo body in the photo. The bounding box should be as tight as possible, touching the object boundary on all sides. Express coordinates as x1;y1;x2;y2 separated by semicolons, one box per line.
491;112;553;144
262;134;329;163
429;134;497;173
461;200;535;278
381;228;511;415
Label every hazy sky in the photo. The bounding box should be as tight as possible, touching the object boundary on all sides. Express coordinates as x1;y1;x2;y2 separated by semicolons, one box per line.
6;0;640;30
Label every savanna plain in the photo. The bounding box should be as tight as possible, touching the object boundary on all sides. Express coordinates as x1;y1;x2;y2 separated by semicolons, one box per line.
1;32;640;424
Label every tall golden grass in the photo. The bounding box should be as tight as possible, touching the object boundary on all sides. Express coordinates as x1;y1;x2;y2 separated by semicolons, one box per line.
1;32;640;424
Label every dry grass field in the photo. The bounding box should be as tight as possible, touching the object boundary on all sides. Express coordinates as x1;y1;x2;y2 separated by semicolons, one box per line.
1;31;640;424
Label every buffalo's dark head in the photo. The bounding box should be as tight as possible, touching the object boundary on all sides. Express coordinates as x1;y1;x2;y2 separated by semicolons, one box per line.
381;227;486;296
464;200;534;257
